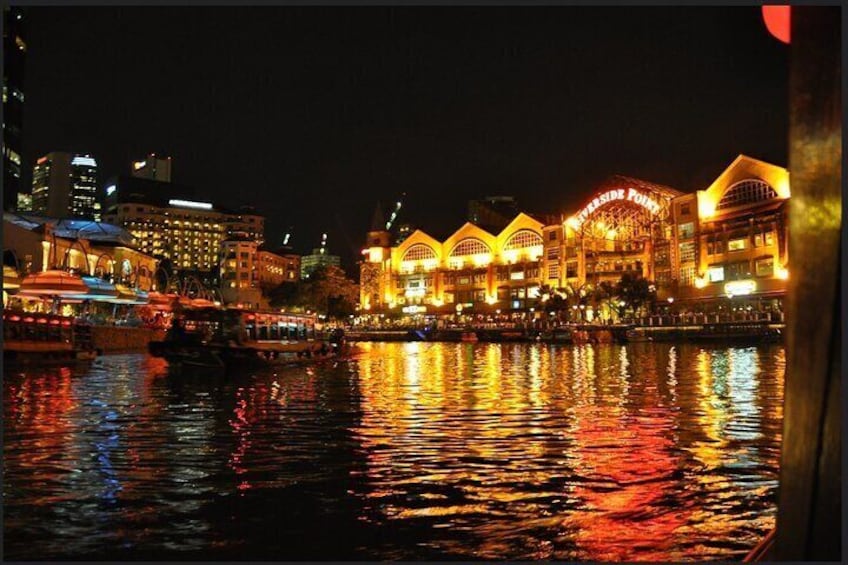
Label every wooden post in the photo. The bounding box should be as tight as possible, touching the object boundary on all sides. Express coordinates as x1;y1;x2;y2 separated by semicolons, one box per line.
772;6;841;561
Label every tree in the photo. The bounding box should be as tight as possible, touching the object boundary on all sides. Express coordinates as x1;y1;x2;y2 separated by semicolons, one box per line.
268;265;359;320
614;272;656;318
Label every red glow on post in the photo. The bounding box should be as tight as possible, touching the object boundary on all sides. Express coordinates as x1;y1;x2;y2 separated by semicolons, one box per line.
23;317;34;323
36;318;48;324
762;5;791;44
49;319;60;325
61;320;72;326
10;315;21;321
247;314;255;320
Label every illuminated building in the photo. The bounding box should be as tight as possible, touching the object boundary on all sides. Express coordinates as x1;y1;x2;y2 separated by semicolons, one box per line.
360;155;790;314
300;248;340;279
219;239;300;308
16;192;31;212
131;153;172;182
676;155;790;305
257;246;300;286
2;6;25;211
30;152;101;221
102;175;264;286
3;213;158;291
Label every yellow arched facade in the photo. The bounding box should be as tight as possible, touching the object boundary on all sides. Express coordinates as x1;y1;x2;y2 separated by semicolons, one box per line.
360;155;790;314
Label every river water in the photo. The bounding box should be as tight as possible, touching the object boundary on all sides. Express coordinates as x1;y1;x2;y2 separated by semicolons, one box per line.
3;342;784;561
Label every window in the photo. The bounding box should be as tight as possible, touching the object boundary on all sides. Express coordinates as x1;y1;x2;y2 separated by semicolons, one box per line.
510;271;525;281
679;266;696;286
678;222;695;239
678;242;695;263
756;257;774;277
728;238;747;252
504;230;543;250
548;264;559;280
717;179;779;210
547;247;560;260
707;265;725;282
401;244;437;262
765;231;775;246
715;239;724;254
549;231;558;241
450;238;490;257
566;262;578;278
680;203;691;215
707;241;715;255
754;233;764;247
727;261;752;280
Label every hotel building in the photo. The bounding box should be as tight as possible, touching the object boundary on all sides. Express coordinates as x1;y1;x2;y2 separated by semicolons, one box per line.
102;175;264;286
360;155;789;315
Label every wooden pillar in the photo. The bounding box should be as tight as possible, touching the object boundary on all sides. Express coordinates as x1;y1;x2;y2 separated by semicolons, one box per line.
772;6;841;561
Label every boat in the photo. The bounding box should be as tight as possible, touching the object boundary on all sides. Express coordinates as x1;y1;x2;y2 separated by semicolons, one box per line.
148;307;353;370
3;310;98;363
460;331;478;342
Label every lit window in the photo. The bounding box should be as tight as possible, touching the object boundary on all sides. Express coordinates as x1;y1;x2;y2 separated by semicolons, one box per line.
756;257;774;277
728;238;747;252
707;265;725;282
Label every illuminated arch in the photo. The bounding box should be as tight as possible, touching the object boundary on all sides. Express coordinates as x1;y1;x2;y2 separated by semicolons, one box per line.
449;238;490;257
716;179;778;211
401;244;437;262
503;229;543;250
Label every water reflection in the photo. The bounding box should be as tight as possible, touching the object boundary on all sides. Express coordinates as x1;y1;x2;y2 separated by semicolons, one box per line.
4;343;784;561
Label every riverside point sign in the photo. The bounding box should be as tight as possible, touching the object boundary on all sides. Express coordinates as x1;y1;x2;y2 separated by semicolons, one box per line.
572;188;662;227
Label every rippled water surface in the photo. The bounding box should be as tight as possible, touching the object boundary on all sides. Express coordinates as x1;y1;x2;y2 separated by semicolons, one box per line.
3;342;784;561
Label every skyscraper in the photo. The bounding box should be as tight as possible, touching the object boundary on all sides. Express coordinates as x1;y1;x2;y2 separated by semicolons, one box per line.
3;6;26;211
131;153;172;182
31;152;100;220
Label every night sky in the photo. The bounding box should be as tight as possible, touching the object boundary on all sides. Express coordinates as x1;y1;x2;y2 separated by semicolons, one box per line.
20;6;789;273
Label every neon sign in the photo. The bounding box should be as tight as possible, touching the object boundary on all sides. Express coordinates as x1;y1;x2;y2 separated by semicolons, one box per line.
168;199;213;210
571;188;662;228
724;279;756;297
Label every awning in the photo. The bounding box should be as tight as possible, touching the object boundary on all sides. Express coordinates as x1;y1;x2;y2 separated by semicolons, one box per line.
65;276;120;301
147;291;189;310
18;270;89;297
107;284;146;304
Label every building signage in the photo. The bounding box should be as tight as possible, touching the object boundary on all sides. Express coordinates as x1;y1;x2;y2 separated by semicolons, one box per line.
168;199;213;210
724;279;757;297
105;184;116;196
402;305;426;314
572;188;662;227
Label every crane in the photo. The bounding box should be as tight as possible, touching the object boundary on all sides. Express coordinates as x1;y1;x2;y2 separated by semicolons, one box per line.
385;192;406;231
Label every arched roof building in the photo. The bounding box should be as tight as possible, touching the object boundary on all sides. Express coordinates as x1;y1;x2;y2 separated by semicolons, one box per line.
359;155;790;316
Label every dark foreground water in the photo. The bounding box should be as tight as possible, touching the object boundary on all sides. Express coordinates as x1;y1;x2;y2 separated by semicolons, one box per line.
3;342;784;561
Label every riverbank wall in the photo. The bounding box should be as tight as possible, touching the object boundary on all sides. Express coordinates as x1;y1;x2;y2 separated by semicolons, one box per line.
91;326;166;353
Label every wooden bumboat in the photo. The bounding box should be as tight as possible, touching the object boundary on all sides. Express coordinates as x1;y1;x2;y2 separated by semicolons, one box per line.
3;310;98;363
148;307;351;370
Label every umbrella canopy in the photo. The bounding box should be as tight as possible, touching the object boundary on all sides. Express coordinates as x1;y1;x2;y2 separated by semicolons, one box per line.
18;269;88;297
148;291;190;311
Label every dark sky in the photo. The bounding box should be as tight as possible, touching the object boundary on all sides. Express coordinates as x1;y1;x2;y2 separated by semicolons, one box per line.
21;6;789;273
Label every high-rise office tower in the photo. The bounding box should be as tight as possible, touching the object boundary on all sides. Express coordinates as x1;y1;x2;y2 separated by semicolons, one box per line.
131;153;172;182
3;6;26;211
31;152;100;220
